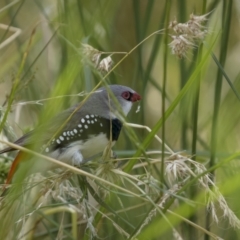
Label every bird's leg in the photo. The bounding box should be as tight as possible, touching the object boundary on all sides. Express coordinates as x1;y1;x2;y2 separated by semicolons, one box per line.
111;151;117;159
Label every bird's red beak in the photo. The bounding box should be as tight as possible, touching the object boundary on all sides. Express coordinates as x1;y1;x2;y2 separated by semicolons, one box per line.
131;92;141;102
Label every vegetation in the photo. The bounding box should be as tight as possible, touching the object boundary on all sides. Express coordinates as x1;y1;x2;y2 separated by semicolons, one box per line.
0;0;240;239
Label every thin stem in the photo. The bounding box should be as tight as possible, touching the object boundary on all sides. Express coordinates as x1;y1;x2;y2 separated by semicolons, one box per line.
0;0;24;43
17;26;59;92
143;13;165;90
208;0;233;237
211;52;240;101
0;27;36;132
132;0;143;88
189;2;207;239
178;0;188;151
142;0;155;35
161;0;171;185
0;23;22;50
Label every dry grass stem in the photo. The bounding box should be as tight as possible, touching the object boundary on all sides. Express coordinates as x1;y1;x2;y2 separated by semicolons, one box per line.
0;23;22;50
125;122;174;154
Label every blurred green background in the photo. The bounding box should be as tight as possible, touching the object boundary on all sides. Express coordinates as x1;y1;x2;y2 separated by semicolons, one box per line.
1;0;240;239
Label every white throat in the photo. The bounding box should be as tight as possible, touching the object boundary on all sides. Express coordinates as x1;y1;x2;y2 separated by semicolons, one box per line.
110;101;132;120
122;101;133;115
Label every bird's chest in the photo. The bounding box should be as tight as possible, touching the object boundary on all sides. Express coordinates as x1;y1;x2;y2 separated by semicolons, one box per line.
79;133;115;159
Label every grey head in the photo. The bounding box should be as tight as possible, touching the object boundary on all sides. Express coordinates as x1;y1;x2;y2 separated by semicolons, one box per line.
76;85;141;119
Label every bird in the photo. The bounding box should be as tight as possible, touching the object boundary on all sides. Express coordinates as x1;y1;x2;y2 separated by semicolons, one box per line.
0;85;141;185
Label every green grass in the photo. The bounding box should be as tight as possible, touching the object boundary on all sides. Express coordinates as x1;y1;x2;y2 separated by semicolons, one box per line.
0;0;240;239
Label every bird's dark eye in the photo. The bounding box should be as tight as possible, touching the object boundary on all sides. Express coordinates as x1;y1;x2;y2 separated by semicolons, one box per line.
121;91;131;101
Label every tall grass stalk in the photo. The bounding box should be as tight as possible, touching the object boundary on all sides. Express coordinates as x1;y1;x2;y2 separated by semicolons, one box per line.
161;0;171;185
208;0;233;237
0;27;35;132
178;0;188;150
189;1;207;239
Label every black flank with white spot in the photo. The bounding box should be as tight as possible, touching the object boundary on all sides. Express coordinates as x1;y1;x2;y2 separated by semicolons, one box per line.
47;115;122;152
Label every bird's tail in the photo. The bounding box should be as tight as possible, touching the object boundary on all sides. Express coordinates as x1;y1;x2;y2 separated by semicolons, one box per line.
1;151;26;197
5;151;25;185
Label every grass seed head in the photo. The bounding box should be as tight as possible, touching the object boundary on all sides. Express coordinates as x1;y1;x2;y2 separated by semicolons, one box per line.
168;12;209;58
169;35;195;59
98;56;113;73
81;43;101;67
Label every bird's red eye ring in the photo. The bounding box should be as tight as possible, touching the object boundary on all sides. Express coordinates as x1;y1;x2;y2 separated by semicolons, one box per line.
121;91;131;101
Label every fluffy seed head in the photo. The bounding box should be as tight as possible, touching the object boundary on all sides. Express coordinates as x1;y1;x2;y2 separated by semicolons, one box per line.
98;56;113;73
168;12;209;58
81;43;101;67
169;35;195;59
